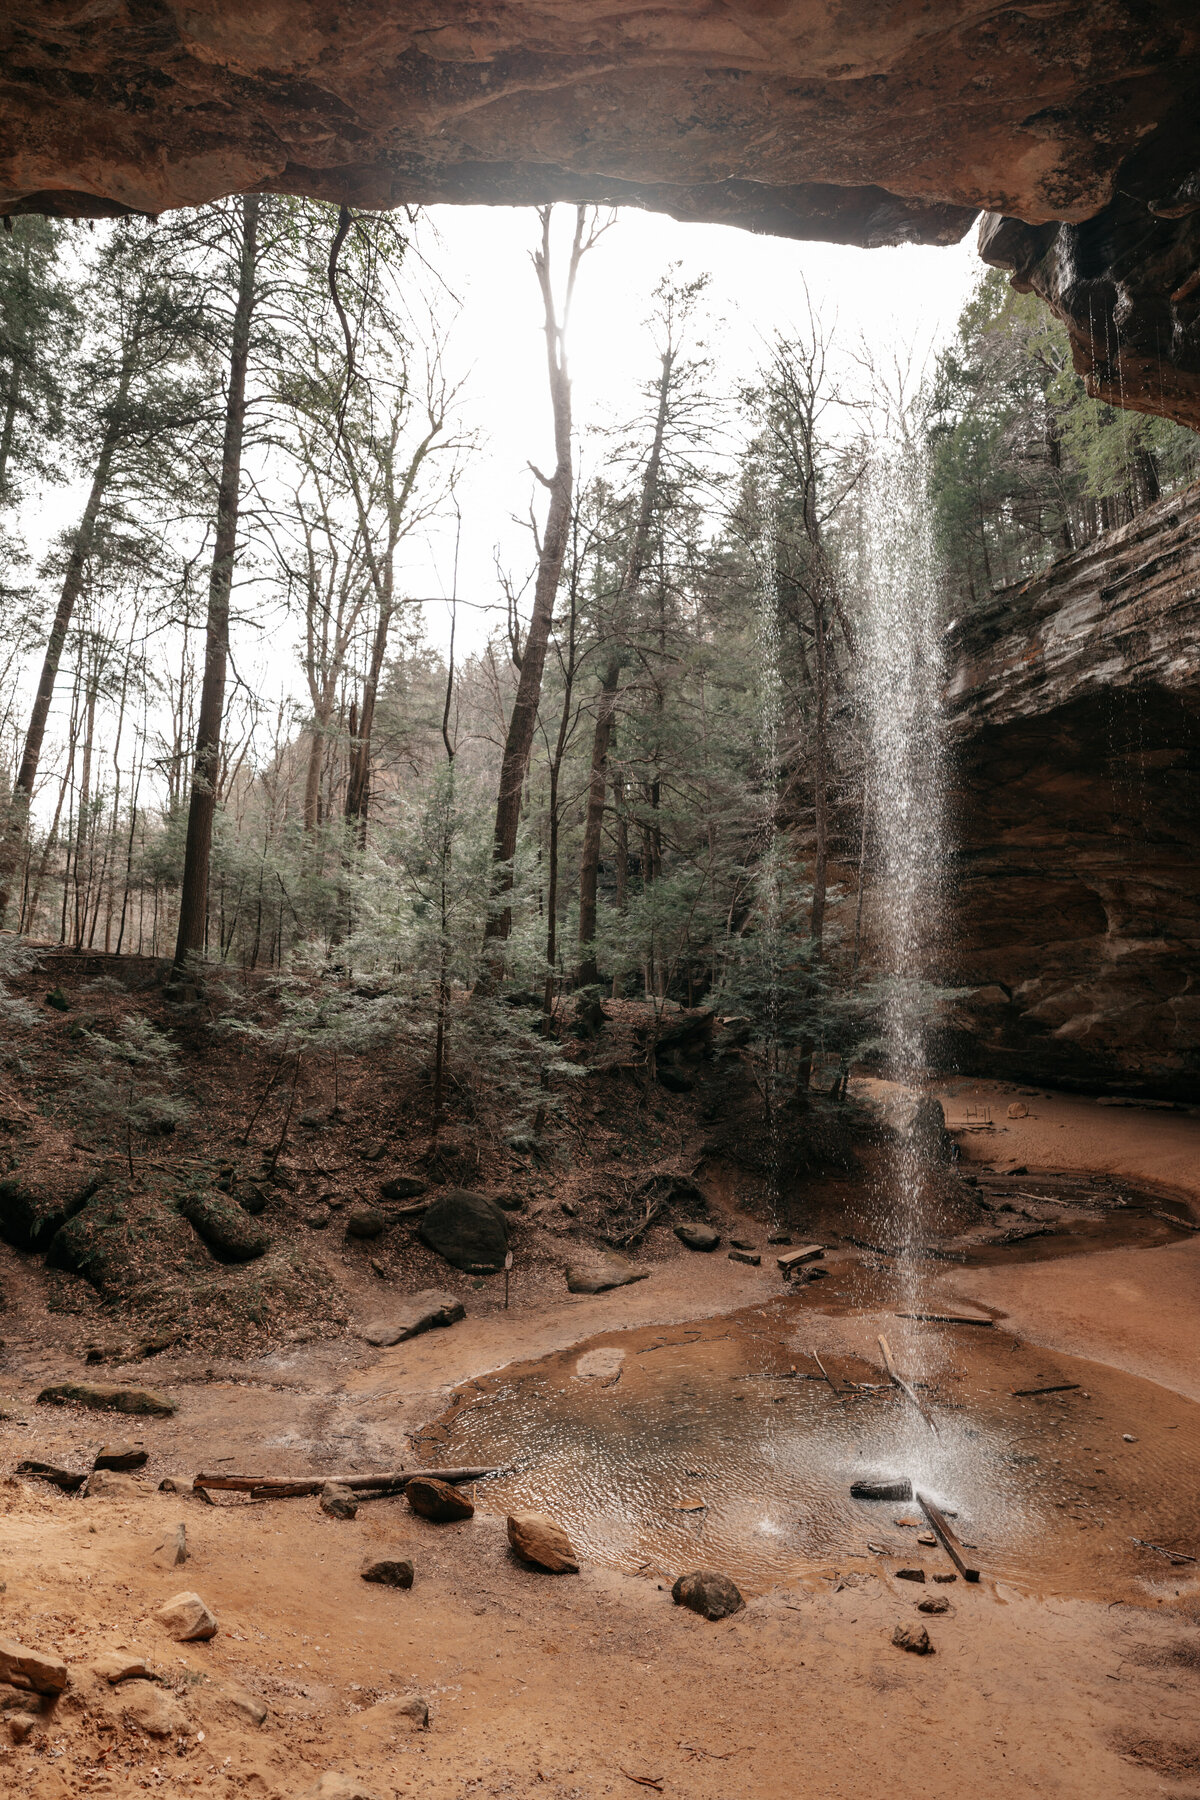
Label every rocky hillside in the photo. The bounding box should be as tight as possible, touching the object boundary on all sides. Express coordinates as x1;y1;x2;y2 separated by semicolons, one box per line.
943;480;1200;1099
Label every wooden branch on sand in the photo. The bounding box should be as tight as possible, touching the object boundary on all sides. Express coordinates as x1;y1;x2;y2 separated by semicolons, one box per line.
877;1335;940;1436
915;1489;980;1582
193;1466;498;1499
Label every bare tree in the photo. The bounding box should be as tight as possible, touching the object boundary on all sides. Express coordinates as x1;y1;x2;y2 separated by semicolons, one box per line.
480;204;609;981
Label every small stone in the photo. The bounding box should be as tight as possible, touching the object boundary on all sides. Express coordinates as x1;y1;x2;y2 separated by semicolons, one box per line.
916;1532;937;1546
93;1445;148;1472
13;1459;85;1492
44;986;70;1012
490;1192;525;1212
895;1568;925;1583
300;1776;382;1800
918;1596;950;1614
298;1110;325;1128
767;1232;791;1245
36;1382;174;1416
92;1651;153;1684
359;1139;388;1162
345;1207;387;1239
728;1249;760;1266
303;1208;330;1230
674;1223;719;1251
729;1237;755;1250
1007;1101;1028;1119
379;1176;428;1200
153;1591;217;1642
671;1570;745;1621
850;1479;912;1502
358;1694;429;1731
360;1291;465;1346
122;1680;189;1737
892;1623;934;1654
932;1573;957;1583
0;1637;69;1694
223;1683;267;1725
85;1468;138;1499
406;1476;474;1522
360;1558;414;1589
1123;1434;1137;1443
157;1476;192;1495
320;1482;358;1520
507;1511;579;1573
564;1251;648;1293
8;1712;38;1743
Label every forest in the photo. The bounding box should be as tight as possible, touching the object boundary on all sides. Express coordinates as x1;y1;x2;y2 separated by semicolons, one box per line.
0;199;1196;1113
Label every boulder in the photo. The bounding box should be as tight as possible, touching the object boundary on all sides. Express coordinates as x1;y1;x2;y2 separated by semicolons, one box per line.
418;1190;508;1273
360;1291;465;1347
506;1512;578;1573
379;1175;428;1201
121;1680;188;1737
671;1570;745;1621
320;1482;358;1520
909;1096;953;1163
153;1592;217;1642
222;1683;268;1726
0;1167;101;1252
37;1382;174;1417
0;1638;69;1694
360;1558;414;1589
406;1477;474;1523
178;1191;270;1262
93;1445;148;1472
564;1251;648;1294
85;1469;138;1499
892;1623;935;1654
675;1223;719;1251
345;1207;387;1240
92;1651;153;1684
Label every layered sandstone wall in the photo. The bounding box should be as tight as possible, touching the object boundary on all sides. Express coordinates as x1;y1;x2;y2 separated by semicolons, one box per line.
942;483;1200;1100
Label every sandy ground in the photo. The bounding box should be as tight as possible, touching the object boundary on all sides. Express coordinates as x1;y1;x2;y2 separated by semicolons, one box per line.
935;1082;1200;1401
2;1089;1200;1800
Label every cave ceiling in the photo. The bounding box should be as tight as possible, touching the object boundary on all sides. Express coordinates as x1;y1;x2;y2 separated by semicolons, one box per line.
2;3;1199;424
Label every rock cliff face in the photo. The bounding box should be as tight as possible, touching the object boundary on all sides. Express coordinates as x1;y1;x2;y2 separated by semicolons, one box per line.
3;6;1200;421
943;483;1200;1100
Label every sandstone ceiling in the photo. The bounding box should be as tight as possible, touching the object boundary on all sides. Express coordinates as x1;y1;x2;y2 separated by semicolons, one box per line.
2;3;1199;423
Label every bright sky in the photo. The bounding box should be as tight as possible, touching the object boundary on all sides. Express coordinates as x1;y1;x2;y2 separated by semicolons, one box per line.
403;204;982;656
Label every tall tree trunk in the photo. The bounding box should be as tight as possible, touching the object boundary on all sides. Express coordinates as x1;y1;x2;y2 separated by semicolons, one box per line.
809;597;829;953
344;603;391;835
575;657;621;987
0;390;127;923
173;194;260;974
574;347;673;986
482;207;592;976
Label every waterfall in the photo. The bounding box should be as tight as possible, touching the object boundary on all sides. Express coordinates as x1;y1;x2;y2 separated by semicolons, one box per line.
853;434;950;1316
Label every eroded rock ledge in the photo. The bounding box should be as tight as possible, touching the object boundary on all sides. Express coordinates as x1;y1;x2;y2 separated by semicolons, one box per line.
944;483;1200;1099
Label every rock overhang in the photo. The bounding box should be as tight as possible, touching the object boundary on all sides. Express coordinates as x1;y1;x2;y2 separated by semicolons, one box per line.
2;3;1198;420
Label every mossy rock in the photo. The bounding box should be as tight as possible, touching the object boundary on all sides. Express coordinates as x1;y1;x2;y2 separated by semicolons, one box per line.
47;1188;202;1297
0;1167;103;1252
178;1191;270;1263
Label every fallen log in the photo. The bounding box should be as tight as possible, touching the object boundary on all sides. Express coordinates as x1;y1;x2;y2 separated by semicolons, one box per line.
193;1465;499;1498
915;1490;979;1582
877;1336;939;1437
1010;1383;1080;1397
894;1311;993;1327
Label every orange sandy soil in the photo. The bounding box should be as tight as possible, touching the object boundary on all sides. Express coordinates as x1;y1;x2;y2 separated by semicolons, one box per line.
935;1081;1200;1402
3;1089;1200;1799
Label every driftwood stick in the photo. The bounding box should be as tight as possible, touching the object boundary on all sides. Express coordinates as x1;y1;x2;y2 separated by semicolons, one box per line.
812;1353;840;1396
877;1335;940;1436
1010;1383;1080;1397
193;1465;498;1497
915;1489;979;1581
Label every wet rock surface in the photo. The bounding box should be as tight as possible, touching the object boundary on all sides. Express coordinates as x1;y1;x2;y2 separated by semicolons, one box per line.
360;1290;465;1346
945;482;1200;1098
